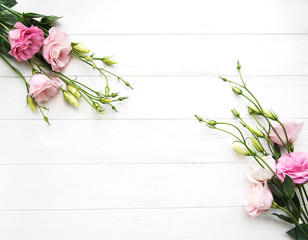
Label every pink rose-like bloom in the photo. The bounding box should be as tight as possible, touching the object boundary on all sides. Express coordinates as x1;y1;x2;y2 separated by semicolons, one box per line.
269;120;304;146
244;182;273;217
29;74;63;102
42;27;72;72
246;156;276;183
8;22;44;61
276;152;308;185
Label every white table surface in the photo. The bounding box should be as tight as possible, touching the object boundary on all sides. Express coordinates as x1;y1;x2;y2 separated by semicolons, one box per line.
1;0;308;239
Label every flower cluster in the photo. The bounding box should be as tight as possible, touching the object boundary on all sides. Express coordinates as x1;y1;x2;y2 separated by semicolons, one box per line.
196;62;308;239
0;0;132;124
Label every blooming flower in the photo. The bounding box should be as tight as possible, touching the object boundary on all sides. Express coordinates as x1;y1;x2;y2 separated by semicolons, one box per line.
246;156;276;183
276;152;308;185
269;120;304;146
42;27;72;72
29;74;63;102
8;22;44;61
244;182;273;217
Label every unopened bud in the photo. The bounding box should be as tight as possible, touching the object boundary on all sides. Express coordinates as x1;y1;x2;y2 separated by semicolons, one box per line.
63;91;79;107
231;108;240;117
248;126;264;138
102;57;118;65
195;115;203;122
27;96;36;112
262;108;278;120
219;76;228;81
85;56;92;61
93;102;104;114
232;86;242;95
73;43;90;54
100;98;112;103
237;61;241;70
111;93;118;98
206;120;217;126
248;106;261;115
105;86;110;95
67;84;81;98
118;97;127;101
251;137;264;152
233;142;251;156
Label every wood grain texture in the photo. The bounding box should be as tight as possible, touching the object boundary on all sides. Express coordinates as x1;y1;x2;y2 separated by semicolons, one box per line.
13;0;308;34
0;0;307;239
0;208;291;240
0;120;307;164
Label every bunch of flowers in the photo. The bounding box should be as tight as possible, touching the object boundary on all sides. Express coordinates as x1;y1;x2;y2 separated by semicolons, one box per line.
0;0;132;124
196;62;308;239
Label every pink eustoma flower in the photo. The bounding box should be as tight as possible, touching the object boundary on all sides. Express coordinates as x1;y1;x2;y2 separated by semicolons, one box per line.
269;120;304;146
8;22;44;61
246;156;276;183
276;152;308;185
244;182;273;217
42;27;72;72
29;74;63;102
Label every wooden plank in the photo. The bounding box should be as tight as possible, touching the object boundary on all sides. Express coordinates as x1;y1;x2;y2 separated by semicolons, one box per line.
0;163;250;210
0;208;291;240
0;120;307;164
1;35;308;77
13;0;308;34
0;76;307;119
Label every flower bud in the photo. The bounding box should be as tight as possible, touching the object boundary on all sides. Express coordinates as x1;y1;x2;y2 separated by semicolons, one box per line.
248;126;264;138
195;115;203;122
248;106;261;115
262;108;278;120
111;93;118;98
27;96;36;112
93;102;104;114
100;98;112;103
231;108;240;117
232;86;242;95
206;120;217;126
251;137;264;152
85;56;92;61
63;91;79;107
73;43;90;54
67;84;81;98
237;61;241;70
102;57;117;65
233;142;251;156
105;86;110;96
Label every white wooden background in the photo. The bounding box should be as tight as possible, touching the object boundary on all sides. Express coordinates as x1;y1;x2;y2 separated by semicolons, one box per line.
0;0;308;239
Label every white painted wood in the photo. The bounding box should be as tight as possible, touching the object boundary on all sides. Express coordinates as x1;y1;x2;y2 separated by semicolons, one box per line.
13;0;308;34
0;120;307;164
1;35;308;77
1;0;307;239
0;208;291;240
0;76;307;119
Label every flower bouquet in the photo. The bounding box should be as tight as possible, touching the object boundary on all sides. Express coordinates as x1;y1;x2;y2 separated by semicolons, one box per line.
0;0;132;124
196;62;308;239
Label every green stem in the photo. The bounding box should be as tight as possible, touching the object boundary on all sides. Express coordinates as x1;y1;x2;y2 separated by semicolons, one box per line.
0;21;10;31
299;186;308;220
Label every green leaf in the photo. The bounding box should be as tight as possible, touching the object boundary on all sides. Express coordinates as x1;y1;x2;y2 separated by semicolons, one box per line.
22;12;46;18
0;11;20;27
291;194;301;222
287;224;308;240
273;143;281;159
0;0;17;10
41;15;61;25
0;35;11;57
283;175;295;199
272;213;294;224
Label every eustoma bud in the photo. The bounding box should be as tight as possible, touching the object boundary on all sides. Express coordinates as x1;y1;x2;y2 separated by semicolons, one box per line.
102;57;118;65
67;84;81;98
251;137;264;152
27;96;36;112
100;98;112;103
93;102;104;114
63;91;79;107
233;142;251;156
248;106;261;115
248;126;264;138
231;108;240;117
73;43;90;54
232;86;242;95
262;108;278;120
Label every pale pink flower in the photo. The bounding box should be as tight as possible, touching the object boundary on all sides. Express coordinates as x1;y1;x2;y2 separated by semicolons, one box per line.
42;27;72;72
8;22;44;61
246;156;276;183
244;182;273;217
276;152;308;185
29;74;63;102
269;120;304;146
